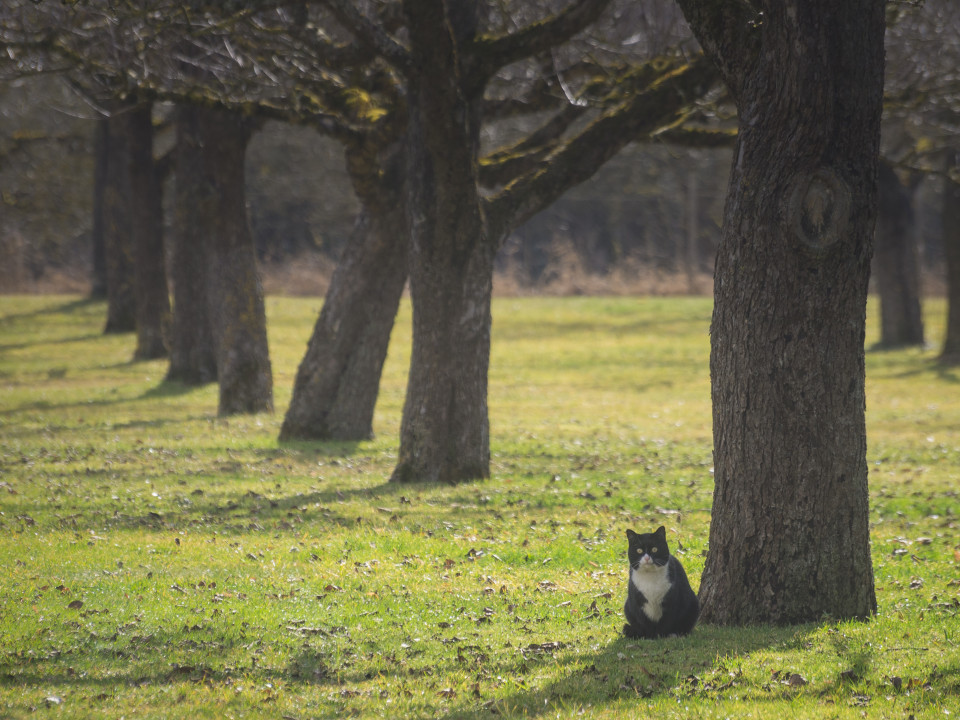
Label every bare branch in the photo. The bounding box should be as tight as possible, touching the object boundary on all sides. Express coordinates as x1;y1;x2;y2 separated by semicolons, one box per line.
484;54;719;240
673;0;760;99
318;0;411;73
466;0;615;91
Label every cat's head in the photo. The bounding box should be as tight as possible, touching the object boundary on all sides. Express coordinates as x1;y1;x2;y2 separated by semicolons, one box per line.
626;526;669;569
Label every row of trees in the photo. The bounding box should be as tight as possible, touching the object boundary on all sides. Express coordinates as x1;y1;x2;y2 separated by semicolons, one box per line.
3;0;725;460
2;0;957;625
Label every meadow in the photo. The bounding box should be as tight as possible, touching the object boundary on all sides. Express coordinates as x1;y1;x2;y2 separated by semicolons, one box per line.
0;294;957;719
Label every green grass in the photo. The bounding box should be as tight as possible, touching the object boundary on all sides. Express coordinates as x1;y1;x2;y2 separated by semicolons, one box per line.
0;294;958;719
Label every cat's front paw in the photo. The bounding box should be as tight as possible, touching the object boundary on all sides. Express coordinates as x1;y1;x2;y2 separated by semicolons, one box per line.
622;623;639;639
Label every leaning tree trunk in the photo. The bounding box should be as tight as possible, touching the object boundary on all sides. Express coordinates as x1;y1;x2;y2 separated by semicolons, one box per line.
167;105;217;385
941;150;960;364
874;162;923;348
102;108;137;334
678;0;882;624
188;106;273;416
127;102;171;360
280;142;407;441
391;1;492;484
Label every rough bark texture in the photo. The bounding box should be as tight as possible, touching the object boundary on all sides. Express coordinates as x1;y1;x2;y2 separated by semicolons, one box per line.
280;141;407;441
90;117;108;300
941;150;960;364
874;162;923;348
101;110;137;334
391;0;492;484
678;0;882;624
127;103;171;360
189;107;273;416
167;105;218;385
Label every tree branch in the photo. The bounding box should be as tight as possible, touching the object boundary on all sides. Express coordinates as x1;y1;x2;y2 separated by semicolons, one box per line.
465;0;615;92
654;123;737;148
318;0;411;74
673;0;760;99
484;54;719;241
479;103;588;187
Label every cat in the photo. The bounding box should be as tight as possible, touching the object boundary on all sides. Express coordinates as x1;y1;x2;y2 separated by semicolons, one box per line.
622;526;699;639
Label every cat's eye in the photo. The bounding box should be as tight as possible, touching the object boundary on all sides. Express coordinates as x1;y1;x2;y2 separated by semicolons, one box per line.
651;547;658;553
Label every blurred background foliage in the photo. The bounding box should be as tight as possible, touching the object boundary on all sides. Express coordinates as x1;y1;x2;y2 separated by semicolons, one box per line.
0;0;955;297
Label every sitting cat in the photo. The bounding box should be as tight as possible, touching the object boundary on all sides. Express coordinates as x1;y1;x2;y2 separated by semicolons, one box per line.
622;526;699;639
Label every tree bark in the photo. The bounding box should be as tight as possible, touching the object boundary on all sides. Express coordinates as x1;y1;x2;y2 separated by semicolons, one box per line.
190;106;273;415
874;162;923;348
167;105;218;385
678;0;882;624
280;141;407;441
127;102;171;360
90;117;108;300
102;109;136;334
391;0;492;484
941;150;960;364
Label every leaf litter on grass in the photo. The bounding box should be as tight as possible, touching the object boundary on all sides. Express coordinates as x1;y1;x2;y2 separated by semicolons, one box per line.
0;295;958;719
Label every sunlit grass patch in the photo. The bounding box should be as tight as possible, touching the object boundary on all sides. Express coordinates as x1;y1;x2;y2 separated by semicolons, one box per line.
1;294;957;719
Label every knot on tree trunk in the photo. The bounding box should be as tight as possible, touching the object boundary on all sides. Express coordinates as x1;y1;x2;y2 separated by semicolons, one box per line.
786;167;851;255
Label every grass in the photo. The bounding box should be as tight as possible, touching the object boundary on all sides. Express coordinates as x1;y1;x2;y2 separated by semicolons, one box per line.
0;293;958;719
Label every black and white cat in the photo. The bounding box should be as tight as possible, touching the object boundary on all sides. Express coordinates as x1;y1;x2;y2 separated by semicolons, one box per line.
622;526;699;639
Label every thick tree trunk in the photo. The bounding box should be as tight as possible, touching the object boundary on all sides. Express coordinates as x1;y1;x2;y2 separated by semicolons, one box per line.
281;143;407;441
127;103;171;360
685;164;701;293
874;162;923;348
90;118;108;300
391;0;492;484
188;107;273;415
102;110;136;334
679;0;882;624
166;105;218;385
941;150;960;364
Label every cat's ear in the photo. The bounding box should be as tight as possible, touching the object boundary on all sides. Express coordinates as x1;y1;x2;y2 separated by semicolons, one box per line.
626;529;637;540
655;526;666;537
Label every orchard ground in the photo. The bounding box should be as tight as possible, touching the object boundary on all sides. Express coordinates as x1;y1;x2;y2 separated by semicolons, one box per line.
0;294;957;719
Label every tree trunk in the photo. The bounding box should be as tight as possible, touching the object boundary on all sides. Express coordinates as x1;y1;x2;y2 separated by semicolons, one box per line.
391;0;492;484
102;109;136;334
685;163;700;293
678;0;882;624
166;105;218;385
90;117;108;300
127;102;171;360
941;150;960;364
280;142;407;441
188;106;273;415
874;162;923;348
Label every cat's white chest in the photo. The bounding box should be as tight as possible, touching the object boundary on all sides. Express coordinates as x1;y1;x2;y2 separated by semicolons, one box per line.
631;565;671;622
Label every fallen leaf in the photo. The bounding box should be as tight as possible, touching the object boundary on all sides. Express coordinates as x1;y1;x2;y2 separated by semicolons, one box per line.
67;600;83;610
788;673;807;687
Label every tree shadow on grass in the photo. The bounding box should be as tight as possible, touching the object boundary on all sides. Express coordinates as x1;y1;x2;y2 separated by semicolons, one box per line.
0;624;372;705
869;354;960;384
0;297;101;324
432;623;811;720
